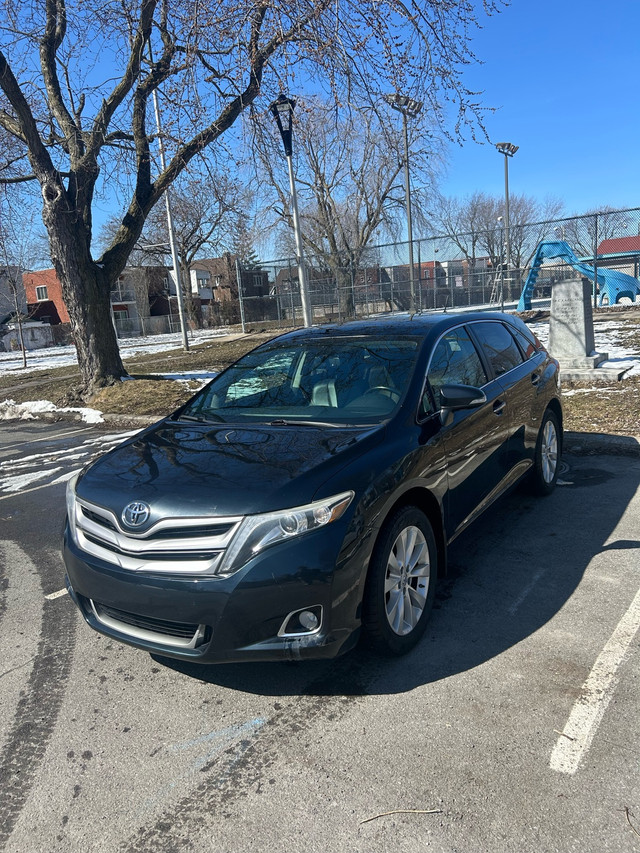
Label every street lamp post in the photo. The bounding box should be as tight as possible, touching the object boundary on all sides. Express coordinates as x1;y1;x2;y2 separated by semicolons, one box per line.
384;93;423;312
495;142;518;310
270;95;312;328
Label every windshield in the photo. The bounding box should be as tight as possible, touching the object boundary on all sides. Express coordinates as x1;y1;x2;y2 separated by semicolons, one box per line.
177;336;420;426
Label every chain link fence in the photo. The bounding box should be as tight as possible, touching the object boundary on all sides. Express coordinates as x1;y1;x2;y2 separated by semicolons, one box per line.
237;207;640;326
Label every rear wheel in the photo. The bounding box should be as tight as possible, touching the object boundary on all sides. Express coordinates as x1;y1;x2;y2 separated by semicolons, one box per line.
530;409;560;495
363;506;437;655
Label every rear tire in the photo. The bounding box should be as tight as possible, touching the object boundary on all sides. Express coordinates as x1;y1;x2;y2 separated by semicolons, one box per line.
363;506;437;655
530;409;560;495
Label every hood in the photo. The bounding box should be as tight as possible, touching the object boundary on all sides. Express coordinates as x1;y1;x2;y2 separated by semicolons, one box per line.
75;420;382;523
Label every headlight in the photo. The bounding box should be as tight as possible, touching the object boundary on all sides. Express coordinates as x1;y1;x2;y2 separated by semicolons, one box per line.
65;471;80;541
217;491;354;576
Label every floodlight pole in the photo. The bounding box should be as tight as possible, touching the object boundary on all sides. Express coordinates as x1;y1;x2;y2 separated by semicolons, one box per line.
270;95;312;328
385;93;423;313
496;142;519;311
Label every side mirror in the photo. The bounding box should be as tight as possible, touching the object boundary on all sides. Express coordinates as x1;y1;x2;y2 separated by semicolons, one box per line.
439;383;486;425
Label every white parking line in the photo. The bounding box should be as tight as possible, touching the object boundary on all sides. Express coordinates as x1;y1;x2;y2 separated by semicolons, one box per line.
0;427;92;452
44;588;69;601
550;584;640;775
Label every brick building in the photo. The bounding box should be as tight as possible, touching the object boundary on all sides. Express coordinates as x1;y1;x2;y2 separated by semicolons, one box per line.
22;269;70;324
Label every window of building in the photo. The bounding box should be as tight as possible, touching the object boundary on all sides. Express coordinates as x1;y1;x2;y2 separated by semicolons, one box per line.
35;285;48;301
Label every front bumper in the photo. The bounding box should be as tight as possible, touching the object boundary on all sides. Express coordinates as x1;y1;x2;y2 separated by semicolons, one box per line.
63;522;363;663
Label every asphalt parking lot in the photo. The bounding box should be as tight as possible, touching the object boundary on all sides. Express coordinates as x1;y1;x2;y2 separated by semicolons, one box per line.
1;421;639;853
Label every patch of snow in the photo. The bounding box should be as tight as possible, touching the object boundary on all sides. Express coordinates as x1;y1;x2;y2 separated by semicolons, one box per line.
0;327;233;376
1;467;63;493
0;398;104;423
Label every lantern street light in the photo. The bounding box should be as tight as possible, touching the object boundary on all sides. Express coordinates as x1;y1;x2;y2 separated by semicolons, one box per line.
384;93;423;312
495;142;518;308
270;95;312;328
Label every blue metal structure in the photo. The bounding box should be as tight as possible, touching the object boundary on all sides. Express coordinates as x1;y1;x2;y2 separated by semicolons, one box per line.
517;240;640;311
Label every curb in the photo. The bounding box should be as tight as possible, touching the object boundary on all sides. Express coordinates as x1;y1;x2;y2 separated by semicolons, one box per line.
564;430;640;457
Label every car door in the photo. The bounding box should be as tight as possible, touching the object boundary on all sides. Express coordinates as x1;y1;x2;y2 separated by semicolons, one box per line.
424;324;510;541
468;320;543;482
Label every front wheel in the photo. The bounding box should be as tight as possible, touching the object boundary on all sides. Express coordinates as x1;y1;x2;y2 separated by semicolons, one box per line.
363;506;437;655
530;409;561;495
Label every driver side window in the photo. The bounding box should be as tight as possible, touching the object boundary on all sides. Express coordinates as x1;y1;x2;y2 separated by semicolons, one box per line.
420;327;488;416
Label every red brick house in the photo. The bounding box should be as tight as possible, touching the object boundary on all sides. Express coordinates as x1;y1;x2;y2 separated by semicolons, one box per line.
23;269;70;324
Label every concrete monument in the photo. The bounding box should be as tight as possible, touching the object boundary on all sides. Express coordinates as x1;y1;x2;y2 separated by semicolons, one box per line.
548;277;609;379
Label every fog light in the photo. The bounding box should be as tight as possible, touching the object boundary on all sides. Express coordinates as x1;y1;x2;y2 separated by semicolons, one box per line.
278;605;323;637
299;610;319;631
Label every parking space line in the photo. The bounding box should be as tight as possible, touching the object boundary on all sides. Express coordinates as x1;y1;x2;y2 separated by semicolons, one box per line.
550;584;640;775
44;588;68;601
0;427;93;453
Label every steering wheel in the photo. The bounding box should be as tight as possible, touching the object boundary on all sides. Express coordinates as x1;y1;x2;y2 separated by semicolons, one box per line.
364;385;401;401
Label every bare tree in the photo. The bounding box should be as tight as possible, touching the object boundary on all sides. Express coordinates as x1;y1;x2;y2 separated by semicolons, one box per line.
101;172;246;326
0;193;48;367
257;99;439;316
0;0;503;395
562;206;632;258
433;192;564;286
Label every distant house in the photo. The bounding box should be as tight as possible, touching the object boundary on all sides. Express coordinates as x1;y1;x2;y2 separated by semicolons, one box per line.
596;236;640;278
181;255;273;324
22;266;173;337
23;268;69;324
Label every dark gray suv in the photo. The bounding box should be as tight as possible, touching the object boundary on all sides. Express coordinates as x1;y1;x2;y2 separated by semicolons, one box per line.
63;312;562;663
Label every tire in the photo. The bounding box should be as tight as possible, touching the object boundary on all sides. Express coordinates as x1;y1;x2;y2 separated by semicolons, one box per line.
530;409;561;496
363;506;437;655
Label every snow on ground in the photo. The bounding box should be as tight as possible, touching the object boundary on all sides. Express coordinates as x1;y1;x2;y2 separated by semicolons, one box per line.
0;429;141;494
0;399;105;423
530;320;640;378
0;327;232;375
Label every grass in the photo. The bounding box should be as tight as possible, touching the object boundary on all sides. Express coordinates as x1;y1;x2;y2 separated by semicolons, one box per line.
1;316;639;436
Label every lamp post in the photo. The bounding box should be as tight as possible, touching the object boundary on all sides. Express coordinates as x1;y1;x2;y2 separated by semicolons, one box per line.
384;93;423;312
495;142;518;309
497;216;505;311
270;95;312;328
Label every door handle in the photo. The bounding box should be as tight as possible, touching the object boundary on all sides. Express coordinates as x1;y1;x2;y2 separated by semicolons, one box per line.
531;372;541;386
493;400;506;415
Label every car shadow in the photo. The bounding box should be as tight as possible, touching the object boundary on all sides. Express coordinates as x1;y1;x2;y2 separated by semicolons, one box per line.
155;453;638;697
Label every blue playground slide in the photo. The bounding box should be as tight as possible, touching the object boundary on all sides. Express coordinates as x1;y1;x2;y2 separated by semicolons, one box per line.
517;240;640;311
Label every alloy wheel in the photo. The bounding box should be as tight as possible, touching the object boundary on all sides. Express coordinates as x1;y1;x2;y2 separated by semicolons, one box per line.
384;525;431;636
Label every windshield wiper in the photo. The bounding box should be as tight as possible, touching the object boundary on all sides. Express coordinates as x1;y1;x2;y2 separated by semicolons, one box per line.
269;419;341;428
177;413;225;424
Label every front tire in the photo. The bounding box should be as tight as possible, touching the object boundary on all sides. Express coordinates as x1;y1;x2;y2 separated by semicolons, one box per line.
530;409;560;495
363;506;437;655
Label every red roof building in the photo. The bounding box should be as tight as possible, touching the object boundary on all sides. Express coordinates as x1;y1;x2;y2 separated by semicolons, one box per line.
597;236;640;256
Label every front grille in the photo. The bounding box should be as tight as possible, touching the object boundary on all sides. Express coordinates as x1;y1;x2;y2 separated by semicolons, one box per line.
73;497;242;575
90;599;210;649
82;507;117;531
83;533;220;562
95;602;199;638
153;523;234;539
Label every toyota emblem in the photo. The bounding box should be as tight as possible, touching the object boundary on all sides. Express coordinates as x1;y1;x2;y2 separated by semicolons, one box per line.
122;501;151;528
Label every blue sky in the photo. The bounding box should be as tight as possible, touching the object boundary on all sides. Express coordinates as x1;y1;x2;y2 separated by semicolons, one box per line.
438;0;639;215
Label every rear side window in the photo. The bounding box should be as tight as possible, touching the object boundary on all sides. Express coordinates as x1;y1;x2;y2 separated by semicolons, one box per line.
510;326;537;360
421;327;488;416
471;322;524;377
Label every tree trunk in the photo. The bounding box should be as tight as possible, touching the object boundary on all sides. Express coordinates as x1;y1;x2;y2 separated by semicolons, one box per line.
43;187;126;396
336;267;355;319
